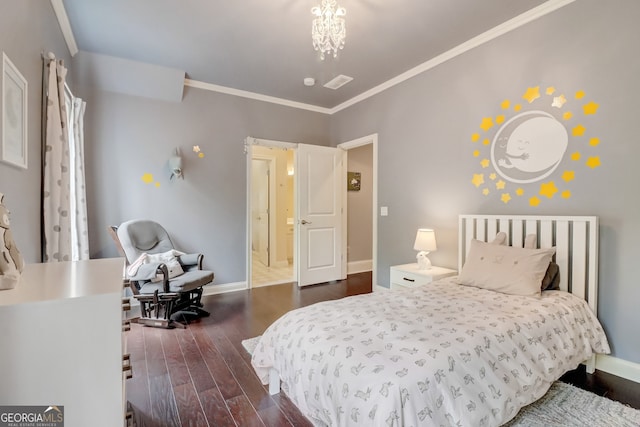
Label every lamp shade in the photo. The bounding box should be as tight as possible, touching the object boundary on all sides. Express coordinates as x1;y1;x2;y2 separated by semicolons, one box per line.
414;228;437;252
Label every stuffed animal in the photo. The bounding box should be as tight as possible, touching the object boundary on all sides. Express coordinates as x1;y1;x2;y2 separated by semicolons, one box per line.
0;193;24;290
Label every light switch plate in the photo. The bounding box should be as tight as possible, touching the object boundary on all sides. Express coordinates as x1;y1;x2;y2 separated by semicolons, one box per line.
380;206;388;216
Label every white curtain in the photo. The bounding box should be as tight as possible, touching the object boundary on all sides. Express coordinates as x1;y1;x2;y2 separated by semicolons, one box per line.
43;58;89;262
69;97;89;261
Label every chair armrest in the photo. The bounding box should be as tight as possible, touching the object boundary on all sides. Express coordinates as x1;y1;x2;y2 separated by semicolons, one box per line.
130;263;171;293
178;253;204;270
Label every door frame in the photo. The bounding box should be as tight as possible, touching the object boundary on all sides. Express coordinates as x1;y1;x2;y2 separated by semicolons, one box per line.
245;137;297;289
337;133;378;287
245;134;378;288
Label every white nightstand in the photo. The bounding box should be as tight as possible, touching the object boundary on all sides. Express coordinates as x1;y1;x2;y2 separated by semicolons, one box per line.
390;263;457;290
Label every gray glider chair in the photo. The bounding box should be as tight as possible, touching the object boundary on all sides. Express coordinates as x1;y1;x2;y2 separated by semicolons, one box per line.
109;219;214;328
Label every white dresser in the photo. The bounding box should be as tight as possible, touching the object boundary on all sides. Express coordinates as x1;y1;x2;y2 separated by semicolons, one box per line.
390;263;457;290
0;258;127;427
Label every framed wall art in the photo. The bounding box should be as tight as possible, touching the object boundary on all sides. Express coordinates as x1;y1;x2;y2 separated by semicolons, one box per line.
347;171;361;191
1;52;28;169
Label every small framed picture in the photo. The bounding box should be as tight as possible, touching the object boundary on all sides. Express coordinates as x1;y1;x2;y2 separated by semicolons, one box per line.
347;171;361;191
1;52;28;169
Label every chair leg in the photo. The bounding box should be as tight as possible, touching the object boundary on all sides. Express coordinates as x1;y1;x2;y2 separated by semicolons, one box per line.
190;288;204;307
192;307;210;317
153;291;160;319
135;292;180;329
188;289;208;316
170;318;187;329
137;317;171;328
134;287;209;329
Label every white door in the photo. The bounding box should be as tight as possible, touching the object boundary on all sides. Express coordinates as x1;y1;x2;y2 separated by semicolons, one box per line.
252;159;270;266
297;144;344;286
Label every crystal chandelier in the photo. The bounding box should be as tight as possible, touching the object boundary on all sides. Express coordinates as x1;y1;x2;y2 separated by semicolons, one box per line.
311;0;346;60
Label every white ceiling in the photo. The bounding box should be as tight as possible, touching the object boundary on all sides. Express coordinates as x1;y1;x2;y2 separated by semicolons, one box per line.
60;0;569;110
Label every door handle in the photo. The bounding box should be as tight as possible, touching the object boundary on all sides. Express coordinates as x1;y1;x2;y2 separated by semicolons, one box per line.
301;220;312;225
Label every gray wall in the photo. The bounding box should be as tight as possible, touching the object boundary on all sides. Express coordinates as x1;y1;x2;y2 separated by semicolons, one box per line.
331;0;640;363
347;144;373;262
0;1;72;262
78;85;330;284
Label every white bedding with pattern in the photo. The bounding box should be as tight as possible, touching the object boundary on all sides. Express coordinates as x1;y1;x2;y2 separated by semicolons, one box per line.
251;277;610;427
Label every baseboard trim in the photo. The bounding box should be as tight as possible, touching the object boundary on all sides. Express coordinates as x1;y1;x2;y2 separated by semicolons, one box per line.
203;281;248;296
347;259;372;275
596;354;640;383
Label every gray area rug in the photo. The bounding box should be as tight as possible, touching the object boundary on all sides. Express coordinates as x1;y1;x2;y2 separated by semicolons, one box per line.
242;336;640;426
504;381;640;427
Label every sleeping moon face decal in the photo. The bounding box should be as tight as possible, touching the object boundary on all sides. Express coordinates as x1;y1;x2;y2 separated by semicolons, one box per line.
492;112;568;183
469;86;602;207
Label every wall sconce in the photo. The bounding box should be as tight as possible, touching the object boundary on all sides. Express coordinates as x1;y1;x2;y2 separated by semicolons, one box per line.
414;228;437;270
169;148;183;180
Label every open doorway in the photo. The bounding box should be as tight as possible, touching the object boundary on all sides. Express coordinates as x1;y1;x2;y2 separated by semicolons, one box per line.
248;140;296;288
338;134;378;287
246;135;377;289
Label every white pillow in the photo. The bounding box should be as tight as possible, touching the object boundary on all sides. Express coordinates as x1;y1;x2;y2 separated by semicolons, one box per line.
490;231;507;245
458;239;555;296
524;233;537;249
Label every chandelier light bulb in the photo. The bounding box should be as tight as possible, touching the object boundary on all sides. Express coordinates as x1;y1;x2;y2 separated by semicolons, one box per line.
311;0;346;60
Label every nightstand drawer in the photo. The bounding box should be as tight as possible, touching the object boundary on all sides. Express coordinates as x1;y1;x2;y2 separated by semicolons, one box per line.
389;264;457;290
390;269;432;288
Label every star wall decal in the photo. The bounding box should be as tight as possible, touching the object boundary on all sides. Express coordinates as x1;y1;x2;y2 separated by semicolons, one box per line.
522;86;541;103
552;94;567;108
480;117;494;132
583;101;599;115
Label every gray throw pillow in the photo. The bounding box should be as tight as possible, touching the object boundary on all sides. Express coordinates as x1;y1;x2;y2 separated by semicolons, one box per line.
542;262;560;291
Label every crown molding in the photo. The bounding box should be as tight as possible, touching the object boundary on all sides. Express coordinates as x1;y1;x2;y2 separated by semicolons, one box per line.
328;0;576;114
51;0;79;57
184;79;332;114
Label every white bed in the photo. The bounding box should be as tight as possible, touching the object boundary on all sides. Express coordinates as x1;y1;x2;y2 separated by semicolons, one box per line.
251;214;610;426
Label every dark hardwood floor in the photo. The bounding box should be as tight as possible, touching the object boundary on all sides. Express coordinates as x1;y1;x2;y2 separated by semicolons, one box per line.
125;272;640;427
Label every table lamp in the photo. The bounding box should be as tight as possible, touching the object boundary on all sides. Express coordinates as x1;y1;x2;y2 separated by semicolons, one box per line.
414;228;437;270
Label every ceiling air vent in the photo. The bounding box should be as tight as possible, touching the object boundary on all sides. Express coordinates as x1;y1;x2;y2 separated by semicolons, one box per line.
323;74;353;90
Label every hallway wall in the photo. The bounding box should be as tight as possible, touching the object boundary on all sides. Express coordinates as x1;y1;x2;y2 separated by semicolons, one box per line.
347;144;373;263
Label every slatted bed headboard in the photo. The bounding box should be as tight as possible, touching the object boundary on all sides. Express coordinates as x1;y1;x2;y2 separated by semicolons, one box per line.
458;214;599;315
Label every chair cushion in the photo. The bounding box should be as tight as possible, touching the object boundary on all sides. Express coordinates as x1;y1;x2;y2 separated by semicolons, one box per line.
138;270;214;294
